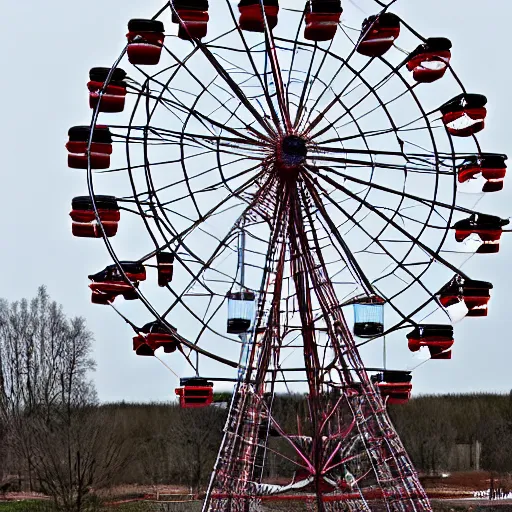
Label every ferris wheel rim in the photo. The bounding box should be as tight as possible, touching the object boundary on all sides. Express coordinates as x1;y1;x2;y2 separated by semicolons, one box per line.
82;0;502;381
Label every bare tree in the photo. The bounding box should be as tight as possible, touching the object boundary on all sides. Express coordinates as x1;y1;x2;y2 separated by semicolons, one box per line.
168;407;225;494
0;286;125;511
28;406;128;511
0;287;96;414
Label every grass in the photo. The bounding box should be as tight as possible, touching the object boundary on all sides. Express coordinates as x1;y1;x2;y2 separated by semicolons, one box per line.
0;502;53;512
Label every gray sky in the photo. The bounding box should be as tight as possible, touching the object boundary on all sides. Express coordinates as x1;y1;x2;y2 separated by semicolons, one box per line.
1;0;511;402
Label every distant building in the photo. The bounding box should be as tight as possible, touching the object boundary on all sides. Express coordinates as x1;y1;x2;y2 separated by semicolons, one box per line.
448;440;481;471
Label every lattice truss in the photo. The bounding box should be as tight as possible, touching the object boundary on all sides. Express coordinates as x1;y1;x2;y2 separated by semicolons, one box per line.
68;0;509;510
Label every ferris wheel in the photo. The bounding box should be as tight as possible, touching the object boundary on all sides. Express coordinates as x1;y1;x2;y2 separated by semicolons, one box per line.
67;0;508;510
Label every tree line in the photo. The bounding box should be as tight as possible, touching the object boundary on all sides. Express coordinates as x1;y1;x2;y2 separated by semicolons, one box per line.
0;288;510;511
389;392;512;474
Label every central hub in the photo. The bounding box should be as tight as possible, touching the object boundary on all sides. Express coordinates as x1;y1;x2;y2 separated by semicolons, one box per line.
277;135;308;168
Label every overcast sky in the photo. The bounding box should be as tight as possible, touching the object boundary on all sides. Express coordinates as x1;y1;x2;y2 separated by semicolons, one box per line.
1;0;511;402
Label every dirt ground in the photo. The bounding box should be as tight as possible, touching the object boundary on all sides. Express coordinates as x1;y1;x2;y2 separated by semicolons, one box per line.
2;472;511;511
